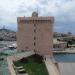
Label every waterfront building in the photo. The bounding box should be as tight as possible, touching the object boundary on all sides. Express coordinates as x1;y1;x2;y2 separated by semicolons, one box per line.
17;12;54;56
53;39;67;51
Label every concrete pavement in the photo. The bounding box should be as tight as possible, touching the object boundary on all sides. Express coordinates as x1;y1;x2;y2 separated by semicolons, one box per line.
44;58;60;75
7;57;16;75
58;63;75;75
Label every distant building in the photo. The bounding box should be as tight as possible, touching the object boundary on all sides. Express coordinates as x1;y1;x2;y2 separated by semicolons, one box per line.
17;12;54;56
53;39;67;51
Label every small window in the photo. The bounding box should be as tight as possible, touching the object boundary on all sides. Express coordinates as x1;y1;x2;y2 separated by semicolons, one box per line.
34;29;36;32
34;42;36;46
34;37;36;40
34;24;36;27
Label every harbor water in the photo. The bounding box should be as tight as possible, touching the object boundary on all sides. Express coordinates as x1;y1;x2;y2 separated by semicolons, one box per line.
54;53;75;62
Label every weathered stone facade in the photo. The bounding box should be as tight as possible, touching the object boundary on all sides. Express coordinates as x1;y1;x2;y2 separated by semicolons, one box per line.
17;12;54;56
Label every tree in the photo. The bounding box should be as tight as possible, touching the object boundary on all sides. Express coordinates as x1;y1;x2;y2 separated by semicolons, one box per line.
67;32;72;36
67;40;73;45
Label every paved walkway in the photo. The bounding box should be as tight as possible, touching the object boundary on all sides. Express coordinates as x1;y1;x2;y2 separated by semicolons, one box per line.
7;57;16;75
45;58;60;75
59;63;75;75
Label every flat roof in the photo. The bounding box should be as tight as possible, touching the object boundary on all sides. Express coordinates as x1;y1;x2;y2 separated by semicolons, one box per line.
53;39;67;44
17;16;54;21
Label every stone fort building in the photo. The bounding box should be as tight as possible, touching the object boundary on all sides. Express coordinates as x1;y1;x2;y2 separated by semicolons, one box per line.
17;12;54;56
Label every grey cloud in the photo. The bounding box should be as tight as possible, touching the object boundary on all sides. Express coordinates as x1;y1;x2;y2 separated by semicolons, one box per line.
0;0;74;33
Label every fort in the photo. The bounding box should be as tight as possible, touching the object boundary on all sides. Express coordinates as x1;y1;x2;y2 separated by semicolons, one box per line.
17;12;54;56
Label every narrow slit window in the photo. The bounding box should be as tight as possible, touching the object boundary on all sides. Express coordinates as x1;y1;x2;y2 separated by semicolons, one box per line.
34;24;36;27
34;37;36;40
34;42;36;46
34;29;36;32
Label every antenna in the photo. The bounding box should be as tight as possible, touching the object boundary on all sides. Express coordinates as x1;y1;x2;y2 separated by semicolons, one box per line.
36;4;39;14
36;5;38;13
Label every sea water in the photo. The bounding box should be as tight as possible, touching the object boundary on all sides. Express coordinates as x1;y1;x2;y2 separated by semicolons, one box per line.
54;53;75;62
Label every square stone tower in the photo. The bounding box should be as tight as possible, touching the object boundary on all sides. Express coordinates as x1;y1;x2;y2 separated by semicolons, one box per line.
17;12;54;56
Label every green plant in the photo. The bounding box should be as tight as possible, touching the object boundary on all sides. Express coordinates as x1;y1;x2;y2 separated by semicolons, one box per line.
20;57;28;63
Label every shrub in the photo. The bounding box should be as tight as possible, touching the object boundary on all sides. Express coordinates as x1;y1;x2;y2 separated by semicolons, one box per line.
32;54;43;64
20;57;28;63
0;58;4;61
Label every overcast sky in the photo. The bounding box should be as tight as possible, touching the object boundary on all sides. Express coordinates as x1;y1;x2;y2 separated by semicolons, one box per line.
0;0;75;33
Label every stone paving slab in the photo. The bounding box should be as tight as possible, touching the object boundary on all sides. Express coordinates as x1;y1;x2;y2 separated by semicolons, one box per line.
59;63;75;75
45;58;60;75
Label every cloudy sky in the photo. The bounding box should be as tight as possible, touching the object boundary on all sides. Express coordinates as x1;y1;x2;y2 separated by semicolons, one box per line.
0;0;75;33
